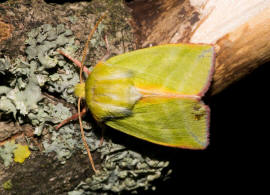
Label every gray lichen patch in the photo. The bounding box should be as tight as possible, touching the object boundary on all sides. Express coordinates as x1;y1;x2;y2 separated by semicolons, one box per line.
0;141;17;167
7;80;43;116
0;57;10;74
78;141;170;193
42;123;99;164
0;24;81;161
0;23;79;123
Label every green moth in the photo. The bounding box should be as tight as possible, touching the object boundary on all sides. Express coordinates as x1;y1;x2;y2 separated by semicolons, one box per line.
71;43;214;149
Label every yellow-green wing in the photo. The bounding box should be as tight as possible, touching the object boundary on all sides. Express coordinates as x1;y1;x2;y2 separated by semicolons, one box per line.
105;97;209;149
105;44;214;96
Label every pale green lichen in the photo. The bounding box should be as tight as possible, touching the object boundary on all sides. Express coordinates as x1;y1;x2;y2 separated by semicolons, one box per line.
0;86;12;95
0;96;16;118
6;80;42;116
68;190;83;195
0;57;10;74
24;23;80;104
0;141;17;167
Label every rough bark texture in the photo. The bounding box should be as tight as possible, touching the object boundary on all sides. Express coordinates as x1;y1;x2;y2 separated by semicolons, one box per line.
1;0;270;194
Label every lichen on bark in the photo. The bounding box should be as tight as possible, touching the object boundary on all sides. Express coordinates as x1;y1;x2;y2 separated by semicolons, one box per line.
0;1;171;194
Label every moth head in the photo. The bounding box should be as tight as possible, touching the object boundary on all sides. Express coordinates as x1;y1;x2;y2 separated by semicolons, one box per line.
74;82;85;98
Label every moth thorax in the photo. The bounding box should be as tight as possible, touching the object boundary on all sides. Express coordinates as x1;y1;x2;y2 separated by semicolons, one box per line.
87;69;141;121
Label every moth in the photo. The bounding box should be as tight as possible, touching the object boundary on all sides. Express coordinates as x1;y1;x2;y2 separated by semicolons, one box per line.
56;15;215;173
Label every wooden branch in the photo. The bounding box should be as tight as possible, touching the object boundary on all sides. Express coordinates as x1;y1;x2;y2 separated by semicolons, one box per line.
127;0;270;95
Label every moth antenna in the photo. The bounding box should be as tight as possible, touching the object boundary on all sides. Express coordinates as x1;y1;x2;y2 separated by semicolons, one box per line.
80;12;108;83
78;98;97;173
78;12;107;173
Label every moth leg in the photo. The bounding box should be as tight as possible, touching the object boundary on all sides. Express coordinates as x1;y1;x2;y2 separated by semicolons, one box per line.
57;50;91;75
99;129;104;146
99;124;106;146
55;107;87;130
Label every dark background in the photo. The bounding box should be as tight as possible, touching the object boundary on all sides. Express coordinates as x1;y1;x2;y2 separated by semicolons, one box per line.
143;61;269;194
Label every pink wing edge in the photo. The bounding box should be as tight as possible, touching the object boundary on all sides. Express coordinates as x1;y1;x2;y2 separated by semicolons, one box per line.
195;44;215;149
